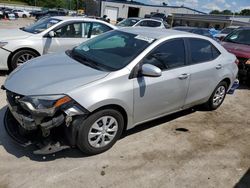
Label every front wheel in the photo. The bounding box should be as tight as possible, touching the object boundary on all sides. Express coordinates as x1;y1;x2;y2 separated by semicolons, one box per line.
205;81;228;110
10;50;38;70
76;109;124;155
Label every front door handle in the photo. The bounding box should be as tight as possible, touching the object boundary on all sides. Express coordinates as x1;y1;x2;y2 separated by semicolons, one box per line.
178;73;190;80
216;64;222;69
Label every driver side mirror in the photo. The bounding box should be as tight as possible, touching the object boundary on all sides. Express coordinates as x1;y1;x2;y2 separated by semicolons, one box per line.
141;64;162;77
48;31;55;38
219;36;225;41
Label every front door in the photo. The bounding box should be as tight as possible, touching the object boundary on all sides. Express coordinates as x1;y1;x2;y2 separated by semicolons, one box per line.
133;38;190;124
42;22;92;54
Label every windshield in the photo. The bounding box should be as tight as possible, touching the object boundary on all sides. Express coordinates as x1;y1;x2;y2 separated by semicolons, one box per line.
22;18;61;34
224;29;250;45
221;28;235;34
70;30;155;71
117;18;140;27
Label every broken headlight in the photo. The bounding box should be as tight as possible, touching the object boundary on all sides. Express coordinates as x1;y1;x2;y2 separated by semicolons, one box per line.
19;95;72;116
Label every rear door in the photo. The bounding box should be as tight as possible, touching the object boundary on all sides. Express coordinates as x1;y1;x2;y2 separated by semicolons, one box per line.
133;38;190;124
183;38;222;107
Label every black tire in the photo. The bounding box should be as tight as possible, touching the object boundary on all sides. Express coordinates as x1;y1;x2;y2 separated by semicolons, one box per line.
22;14;27;18
77;109;124;155
10;50;38;71
205;81;228;111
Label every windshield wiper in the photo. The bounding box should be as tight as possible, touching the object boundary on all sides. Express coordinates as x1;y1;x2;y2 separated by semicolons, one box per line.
70;50;102;70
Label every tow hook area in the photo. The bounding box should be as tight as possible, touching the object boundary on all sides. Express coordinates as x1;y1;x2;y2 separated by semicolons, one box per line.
4;105;88;155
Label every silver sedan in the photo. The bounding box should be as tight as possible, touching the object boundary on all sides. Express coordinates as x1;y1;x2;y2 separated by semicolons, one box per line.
3;28;238;155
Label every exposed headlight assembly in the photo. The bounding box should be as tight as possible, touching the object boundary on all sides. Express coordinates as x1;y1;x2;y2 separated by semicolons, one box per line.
19;95;72;116
0;42;8;48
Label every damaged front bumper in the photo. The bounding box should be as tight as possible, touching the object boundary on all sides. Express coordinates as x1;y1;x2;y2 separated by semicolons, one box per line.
4;90;88;155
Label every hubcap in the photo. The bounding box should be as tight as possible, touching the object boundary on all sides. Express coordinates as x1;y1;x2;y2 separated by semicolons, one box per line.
88;116;118;148
16;53;35;66
213;86;226;106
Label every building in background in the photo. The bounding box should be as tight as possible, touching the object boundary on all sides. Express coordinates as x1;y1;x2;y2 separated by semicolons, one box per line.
171;14;250;29
100;0;205;23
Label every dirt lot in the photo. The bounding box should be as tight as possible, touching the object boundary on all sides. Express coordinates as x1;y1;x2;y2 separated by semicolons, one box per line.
0;18;34;29
0;19;250;188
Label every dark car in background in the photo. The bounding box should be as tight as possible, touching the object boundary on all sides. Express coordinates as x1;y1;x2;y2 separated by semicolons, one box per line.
215;26;239;40
31;9;68;20
173;26;215;39
221;27;250;85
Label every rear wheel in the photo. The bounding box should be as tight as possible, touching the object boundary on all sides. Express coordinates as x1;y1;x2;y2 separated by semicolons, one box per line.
10;50;38;70
77;109;124;155
205;81;228;110
22;14;27;18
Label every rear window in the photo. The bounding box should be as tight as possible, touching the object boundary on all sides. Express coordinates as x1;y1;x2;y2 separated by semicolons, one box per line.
188;38;221;64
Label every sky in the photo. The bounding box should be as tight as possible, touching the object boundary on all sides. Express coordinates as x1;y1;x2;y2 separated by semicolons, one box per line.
136;0;250;13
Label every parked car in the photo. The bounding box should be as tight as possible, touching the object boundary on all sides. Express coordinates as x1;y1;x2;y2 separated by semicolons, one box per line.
173;26;216;39
215;26;239;40
0;7;17;19
0;16;117;70
151;12;167;22
13;10;30;18
117;18;169;28
32;9;68;20
3;28;238;155
116;17;142;27
221;27;250;85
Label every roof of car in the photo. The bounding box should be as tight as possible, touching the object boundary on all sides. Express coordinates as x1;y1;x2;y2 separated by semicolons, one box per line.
51;16;117;29
119;27;190;39
52;16;95;21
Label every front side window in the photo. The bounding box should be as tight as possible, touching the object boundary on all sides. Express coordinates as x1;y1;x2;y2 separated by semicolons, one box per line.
189;38;220;64
142;39;186;70
22;18;61;34
71;30;154;71
54;23;83;38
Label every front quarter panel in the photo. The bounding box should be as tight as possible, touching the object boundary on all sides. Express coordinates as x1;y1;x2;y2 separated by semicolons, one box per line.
67;69;134;129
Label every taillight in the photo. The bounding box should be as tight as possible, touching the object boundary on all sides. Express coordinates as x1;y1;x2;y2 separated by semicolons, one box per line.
235;59;239;65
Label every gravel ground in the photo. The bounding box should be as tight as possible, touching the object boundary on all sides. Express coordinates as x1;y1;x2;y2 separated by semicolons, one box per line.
0;18;34;29
0;19;250;188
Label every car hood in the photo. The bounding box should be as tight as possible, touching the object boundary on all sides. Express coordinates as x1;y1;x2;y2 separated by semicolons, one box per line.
4;52;110;96
221;41;250;58
0;29;32;41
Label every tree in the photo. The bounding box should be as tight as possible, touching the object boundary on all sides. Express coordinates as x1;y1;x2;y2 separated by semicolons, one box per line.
240;9;250;16
210;9;233;15
209;10;221;14
221;9;233;15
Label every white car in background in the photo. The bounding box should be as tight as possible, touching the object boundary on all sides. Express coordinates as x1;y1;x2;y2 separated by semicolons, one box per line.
117;18;169;29
13;10;30;18
0;16;117;70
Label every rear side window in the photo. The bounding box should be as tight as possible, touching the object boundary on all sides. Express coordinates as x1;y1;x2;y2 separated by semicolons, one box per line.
143;39;185;70
138;20;161;27
188;38;220;64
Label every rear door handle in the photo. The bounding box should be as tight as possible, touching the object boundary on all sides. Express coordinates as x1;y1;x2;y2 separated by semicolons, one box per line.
216;64;222;69
178;73;190;80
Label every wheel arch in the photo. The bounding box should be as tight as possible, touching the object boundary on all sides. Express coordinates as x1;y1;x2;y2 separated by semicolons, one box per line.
221;77;231;90
91;104;128;134
7;48;41;70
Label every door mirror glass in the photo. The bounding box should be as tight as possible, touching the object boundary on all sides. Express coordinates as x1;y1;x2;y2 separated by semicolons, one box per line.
141;64;162;77
48;31;55;38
